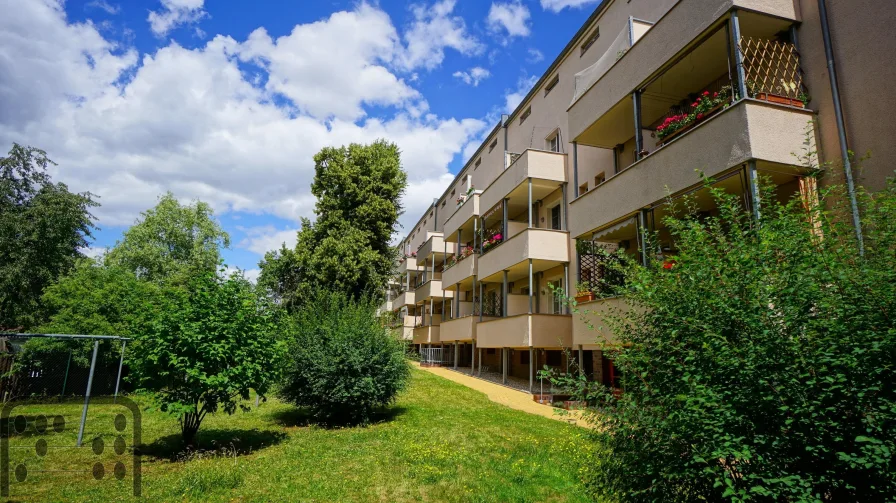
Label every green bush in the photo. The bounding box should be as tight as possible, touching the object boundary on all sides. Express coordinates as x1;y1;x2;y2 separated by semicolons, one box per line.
279;292;410;425
568;176;896;502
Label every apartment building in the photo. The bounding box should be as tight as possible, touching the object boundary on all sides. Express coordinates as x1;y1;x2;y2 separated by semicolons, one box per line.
386;0;895;397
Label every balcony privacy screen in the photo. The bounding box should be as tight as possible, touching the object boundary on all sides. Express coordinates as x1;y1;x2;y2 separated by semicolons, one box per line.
739;37;806;100
571;19;653;106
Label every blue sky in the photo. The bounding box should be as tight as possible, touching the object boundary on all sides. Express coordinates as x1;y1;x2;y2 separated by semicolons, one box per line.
0;0;601;279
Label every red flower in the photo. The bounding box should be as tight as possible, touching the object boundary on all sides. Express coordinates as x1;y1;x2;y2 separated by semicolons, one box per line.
697;113;704;119
713;92;719;98
691;102;699;108
703;90;710;96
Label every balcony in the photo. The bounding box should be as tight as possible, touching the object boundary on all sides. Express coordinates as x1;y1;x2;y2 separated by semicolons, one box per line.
477;228;570;283
398;314;418;341
479;149;566;213
572;296;635;348
440;316;477;343
414;279;454;302
442;253;477;289
416;233;456;266
413;325;440;345
476;314;572;349
443;191;480;242
398;258;421;274
394;290;415;309
569;99;815;238
568;0;800;141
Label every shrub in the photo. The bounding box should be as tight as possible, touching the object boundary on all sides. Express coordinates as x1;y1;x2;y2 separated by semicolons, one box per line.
279;292;410;425
564;175;896;502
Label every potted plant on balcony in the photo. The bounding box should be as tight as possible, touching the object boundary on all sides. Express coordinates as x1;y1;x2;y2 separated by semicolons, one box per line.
656;87;732;146
443;254;458;270
480;232;503;253
575;281;595;303
748;79;808;108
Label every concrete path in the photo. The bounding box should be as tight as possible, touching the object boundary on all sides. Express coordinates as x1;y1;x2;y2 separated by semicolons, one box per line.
413;363;588;427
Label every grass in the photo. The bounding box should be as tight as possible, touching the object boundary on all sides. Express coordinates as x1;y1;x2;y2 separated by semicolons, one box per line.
4;368;592;502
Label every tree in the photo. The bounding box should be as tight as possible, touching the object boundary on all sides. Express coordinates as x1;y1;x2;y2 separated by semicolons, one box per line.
128;271;285;445
258;141;406;309
0;144;98;329
563;176;896;502
105;192;229;286
279;291;410;425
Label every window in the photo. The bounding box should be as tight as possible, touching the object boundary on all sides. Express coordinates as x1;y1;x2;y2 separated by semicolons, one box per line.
546;130;561;152
475;157;481;168
521;350;530;365
595;172;606;186
550;205;561;230
581;26;600;56
544;74;559;96
489;138;498;152
519;106;531;124
579;182;589;194
451;189;455;197
441;200;446;207
549;280;563;314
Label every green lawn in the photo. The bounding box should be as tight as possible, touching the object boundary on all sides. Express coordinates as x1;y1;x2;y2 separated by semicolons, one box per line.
5;368;591;502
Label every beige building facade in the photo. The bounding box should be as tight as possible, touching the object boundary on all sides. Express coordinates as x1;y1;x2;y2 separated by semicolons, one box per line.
386;0;895;396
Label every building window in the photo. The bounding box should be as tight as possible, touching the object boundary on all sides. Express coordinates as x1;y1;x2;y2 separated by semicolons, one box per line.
546;130;561;152
441;200;446;208
451;189;455;197
595;172;606;186
550;205;561;230
579;182;588;194
581;26;600;56
550;280;563;314
475;157;481;168
519;106;531;124
489;138;498;152
544;75;559;96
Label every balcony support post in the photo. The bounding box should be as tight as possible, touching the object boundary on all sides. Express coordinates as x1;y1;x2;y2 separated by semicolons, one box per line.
473;217;479;251
457;230;462;258
578;346;584;377
528;259;534;314
747;161;761;221
527;177;533;229
429;299;434;327
638;210;649;266
502;270;509;318
632;91;644;161
502;198;508;242
564;264;570;315
478;347;482;376
471;340;476;375
730;10;748;100
454;342;459;369
455;283;460;318
535;271;541;314
572;142;579;197
529;348;534;392
502;348;507;384
561;184;568;231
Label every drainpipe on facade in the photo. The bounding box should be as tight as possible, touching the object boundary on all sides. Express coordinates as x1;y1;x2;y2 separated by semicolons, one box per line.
817;0;864;255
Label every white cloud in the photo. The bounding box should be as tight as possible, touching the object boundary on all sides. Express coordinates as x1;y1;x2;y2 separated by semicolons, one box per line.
239;226;300;255
539;0;600;13
487;1;531;39
238;4;423;121
453;67;491;86
526;48;544;63
148;0;207;37
504;74;539;113
80;246;108;259
222;266;261;283
0;1;487;253
398;0;483;71
86;0;119;14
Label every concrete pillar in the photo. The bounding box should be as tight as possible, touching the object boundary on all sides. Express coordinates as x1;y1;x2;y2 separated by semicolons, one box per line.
528;259;534;314
529;347;534;392
502;348;507;384
578;346;584;377
454;342;459;369
502;270;508;318
527;177;533;228
747;161;761;221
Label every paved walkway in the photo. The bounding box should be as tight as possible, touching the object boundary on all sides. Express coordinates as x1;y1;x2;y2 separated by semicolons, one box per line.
413;363;588;427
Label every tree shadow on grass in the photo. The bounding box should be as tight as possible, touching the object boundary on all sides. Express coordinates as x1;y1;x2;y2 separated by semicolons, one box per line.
137;428;288;461
271;405;408;429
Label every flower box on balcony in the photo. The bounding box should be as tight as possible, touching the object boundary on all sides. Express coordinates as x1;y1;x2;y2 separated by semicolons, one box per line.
575;292;595;303
755;93;804;108
657;103;724;147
